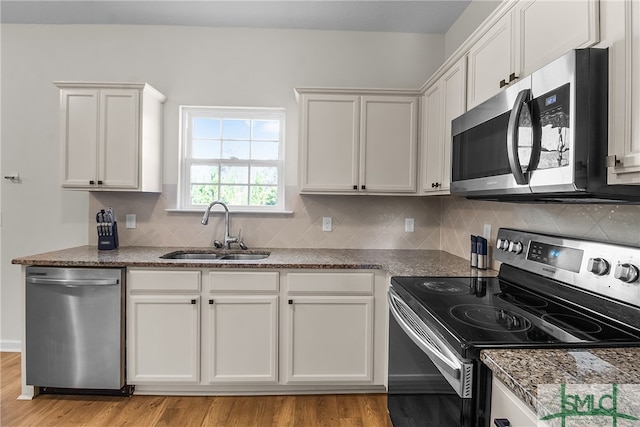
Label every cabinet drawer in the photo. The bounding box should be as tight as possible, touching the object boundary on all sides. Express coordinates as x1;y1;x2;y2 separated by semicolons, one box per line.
287;272;374;294
128;269;201;292
208;271;279;292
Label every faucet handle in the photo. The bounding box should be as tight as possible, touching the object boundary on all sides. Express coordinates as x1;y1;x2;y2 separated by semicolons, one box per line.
237;228;248;250
213;240;223;248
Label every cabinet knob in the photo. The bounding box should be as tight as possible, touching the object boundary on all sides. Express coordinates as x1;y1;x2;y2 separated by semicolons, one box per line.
288;299;293;304
509;72;518;82
209;299;214;305
361;185;366;190
494;419;510;427
353;185;358;190
97;180;103;185
499;79;507;88
89;180;95;185
191;299;197;304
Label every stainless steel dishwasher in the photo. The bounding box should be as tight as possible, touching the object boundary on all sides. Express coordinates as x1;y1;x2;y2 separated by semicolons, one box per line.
26;266;132;395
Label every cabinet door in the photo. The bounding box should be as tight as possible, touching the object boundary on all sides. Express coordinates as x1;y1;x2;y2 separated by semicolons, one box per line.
422;82;444;193
490;376;538;426
99;90;140;189
127;295;200;384
515;0;599;77
285;296;374;383
467;12;514;109
607;0;640;184
60;89;99;188
423;59;466;194
360;96;418;192
206;295;278;383
299;94;360;192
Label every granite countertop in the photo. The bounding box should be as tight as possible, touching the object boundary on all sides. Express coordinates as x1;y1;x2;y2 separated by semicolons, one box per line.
481;348;640;413
11;246;496;277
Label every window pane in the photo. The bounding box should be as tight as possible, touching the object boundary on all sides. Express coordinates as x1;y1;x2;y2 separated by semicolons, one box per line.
220;186;248;205
191;184;217;205
221;165;249;184
193;118;220;139
222;119;250;139
222;140;250;159
192;139;221;159
252;120;280;140
251;166;278;185
191;165;218;183
250;186;278;206
251;141;279;160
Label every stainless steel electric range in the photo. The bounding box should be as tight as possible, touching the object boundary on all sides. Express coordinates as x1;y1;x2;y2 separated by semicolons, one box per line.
388;228;640;427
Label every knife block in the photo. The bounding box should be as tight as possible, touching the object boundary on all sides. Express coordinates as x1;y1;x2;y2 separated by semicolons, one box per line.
98;222;119;250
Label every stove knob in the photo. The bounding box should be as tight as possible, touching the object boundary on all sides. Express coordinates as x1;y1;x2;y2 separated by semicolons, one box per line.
587;258;610;276
508;241;523;254
614;263;640;283
497;239;510;251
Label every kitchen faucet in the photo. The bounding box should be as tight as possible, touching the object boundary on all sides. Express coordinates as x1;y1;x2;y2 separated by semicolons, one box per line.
201;200;239;249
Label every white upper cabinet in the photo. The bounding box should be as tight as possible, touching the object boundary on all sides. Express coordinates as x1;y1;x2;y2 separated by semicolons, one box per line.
297;89;419;194
55;82;166;192
422;58;467;194
467;12;514;109
603;0;640;184
466;0;599;109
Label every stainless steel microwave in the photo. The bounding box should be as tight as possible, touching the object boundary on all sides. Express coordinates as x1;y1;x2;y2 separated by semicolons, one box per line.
450;48;640;203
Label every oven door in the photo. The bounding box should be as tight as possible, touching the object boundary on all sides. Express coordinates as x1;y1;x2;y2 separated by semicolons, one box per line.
388;288;481;426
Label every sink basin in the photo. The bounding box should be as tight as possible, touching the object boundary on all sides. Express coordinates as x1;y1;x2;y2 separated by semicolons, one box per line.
218;253;269;261
161;251;269;261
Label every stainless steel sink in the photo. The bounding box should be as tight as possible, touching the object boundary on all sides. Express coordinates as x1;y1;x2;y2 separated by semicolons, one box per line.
160;251;269;261
218;253;269;261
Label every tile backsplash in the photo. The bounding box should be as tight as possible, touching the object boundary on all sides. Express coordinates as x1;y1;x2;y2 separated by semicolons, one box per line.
90;187;640;266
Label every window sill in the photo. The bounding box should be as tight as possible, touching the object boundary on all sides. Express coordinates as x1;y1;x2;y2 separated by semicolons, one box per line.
165;208;293;215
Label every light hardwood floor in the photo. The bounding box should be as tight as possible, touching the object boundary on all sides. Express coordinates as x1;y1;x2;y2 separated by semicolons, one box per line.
1;353;391;427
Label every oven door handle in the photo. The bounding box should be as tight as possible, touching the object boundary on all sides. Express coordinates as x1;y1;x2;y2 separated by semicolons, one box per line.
388;289;462;380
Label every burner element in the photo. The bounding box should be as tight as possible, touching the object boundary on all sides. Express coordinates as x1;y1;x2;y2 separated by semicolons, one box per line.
421;280;469;295
449;304;532;332
541;313;603;334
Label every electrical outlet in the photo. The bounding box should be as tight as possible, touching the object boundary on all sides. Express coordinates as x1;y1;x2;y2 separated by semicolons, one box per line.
405;218;415;233
126;214;137;229
483;223;491;240
322;217;332;232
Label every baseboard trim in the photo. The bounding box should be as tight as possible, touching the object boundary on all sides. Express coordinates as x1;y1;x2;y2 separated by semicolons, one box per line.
1;340;22;352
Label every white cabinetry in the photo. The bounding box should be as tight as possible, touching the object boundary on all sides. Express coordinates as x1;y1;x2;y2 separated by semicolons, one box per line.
127;270;201;384
54;82;166;192
490;375;538;426
421;58;466;194
284;272;375;384
297;89;419;194
205;271;279;384
604;0;640;184
466;0;599;109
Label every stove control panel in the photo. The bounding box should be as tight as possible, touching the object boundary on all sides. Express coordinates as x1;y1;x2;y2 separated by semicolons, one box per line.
495;228;640;307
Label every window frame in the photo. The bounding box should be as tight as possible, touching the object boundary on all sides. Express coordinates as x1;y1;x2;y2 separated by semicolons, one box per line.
179;105;286;212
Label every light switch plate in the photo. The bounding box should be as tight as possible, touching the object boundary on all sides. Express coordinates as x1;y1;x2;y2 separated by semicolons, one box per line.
483;223;491;240
322;217;332;232
126;214;137;229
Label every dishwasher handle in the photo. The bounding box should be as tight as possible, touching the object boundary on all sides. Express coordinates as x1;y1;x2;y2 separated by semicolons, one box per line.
27;277;120;287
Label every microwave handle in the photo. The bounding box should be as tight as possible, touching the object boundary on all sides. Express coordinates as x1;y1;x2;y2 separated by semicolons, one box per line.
506;89;531;185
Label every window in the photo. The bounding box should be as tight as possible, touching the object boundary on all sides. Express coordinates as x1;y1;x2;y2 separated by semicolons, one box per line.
180;106;285;211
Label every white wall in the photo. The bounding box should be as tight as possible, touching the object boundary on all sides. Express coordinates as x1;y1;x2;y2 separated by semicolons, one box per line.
0;24;444;348
445;0;501;57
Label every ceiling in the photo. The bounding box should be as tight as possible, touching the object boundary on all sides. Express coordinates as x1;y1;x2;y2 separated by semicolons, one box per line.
0;0;471;34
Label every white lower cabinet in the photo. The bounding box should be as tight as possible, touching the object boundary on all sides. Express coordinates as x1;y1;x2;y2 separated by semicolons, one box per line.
126;268;386;394
206;271;279;384
490;375;538;426
127;270;202;384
